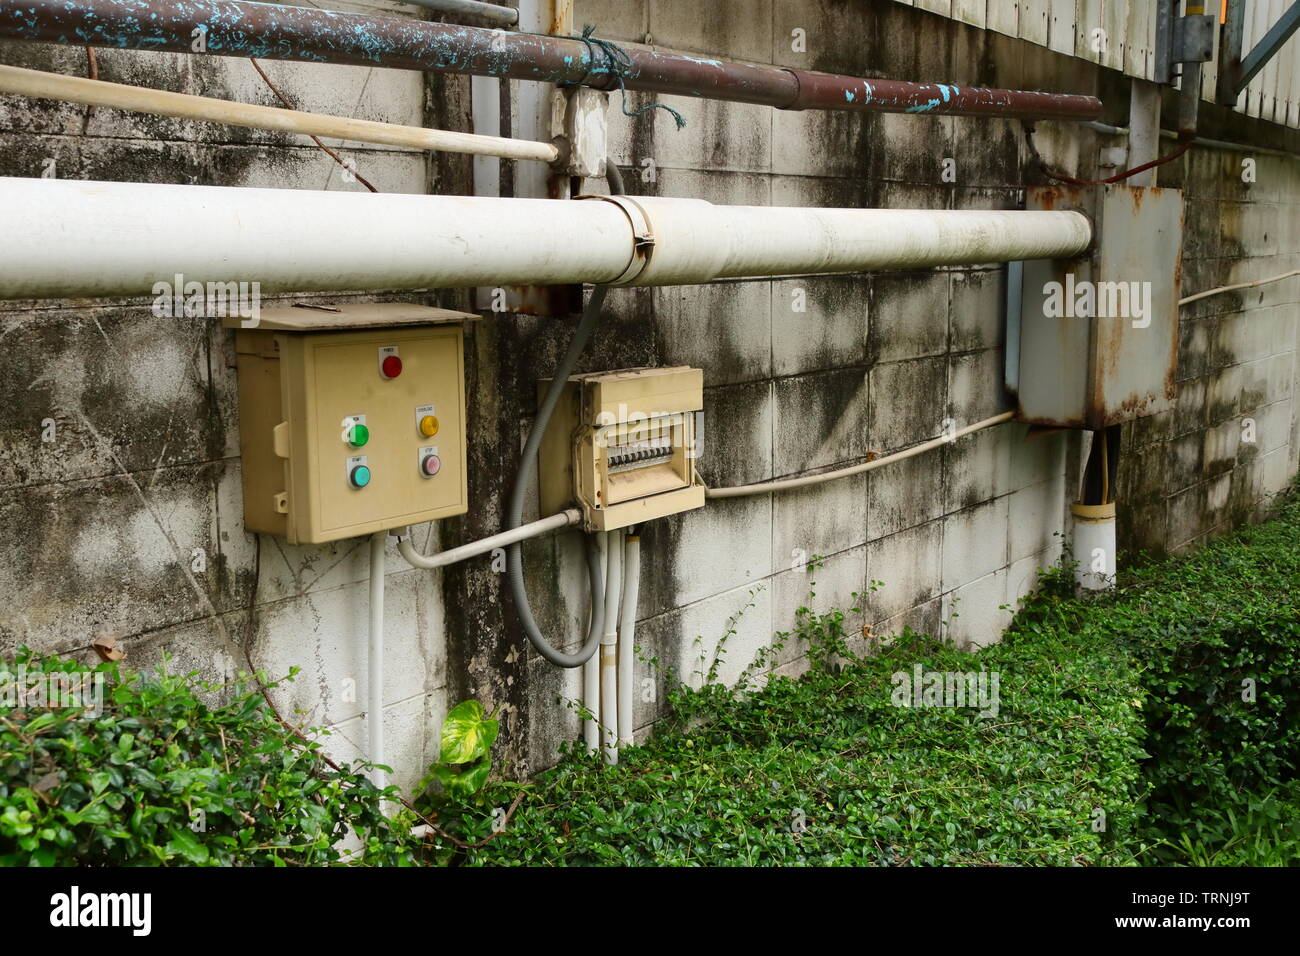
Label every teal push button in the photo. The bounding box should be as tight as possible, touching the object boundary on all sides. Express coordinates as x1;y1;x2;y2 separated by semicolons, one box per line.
349;464;372;489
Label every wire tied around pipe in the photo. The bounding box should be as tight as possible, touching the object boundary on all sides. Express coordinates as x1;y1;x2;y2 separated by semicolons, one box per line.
557;24;687;130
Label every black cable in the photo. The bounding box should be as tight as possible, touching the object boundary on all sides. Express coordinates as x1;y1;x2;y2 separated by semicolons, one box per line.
503;159;625;668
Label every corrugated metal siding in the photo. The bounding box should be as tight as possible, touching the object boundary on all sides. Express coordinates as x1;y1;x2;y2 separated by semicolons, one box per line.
892;0;1300;129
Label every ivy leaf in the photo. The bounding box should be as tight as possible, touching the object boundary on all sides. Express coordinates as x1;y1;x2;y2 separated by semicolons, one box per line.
438;701;499;766
430;757;491;799
165;829;210;865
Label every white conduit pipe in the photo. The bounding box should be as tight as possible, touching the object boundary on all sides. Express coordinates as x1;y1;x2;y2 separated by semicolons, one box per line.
600;529;623;765
1178;269;1300;306
0;64;559;163
0;179;1093;299
396;509;581;570
583;535;603;754
368;531;386;792
707;411;1017;498
618;534;640;751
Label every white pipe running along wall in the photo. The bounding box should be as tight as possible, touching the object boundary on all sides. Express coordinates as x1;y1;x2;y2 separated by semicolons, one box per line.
0;65;559;164
708;412;1017;497
396;509;581;570
600;529;623;765
618;534;640;751
0;179;1093;299
369;532;386;792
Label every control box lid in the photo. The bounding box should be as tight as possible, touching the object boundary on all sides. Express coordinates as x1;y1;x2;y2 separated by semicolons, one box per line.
221;301;477;332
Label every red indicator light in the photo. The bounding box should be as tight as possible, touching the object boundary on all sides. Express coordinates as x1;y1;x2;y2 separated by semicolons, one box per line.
381;354;403;379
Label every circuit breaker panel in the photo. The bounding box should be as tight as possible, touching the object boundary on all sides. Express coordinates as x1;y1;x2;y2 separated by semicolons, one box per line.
539;366;705;531
228;303;473;545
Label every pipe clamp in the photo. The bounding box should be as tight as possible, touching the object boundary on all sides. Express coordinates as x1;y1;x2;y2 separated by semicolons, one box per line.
578;193;655;285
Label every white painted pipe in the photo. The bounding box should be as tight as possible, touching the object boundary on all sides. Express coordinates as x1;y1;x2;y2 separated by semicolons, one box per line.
617;534;640;751
0;64;558;163
396;509;581;570
1071;503;1117;592
368;531;386;791
0;178;1093;299
600;529;622;766
708;412;1017;498
582;534;603;754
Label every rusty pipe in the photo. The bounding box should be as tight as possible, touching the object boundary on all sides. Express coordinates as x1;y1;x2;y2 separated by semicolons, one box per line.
0;0;1103;121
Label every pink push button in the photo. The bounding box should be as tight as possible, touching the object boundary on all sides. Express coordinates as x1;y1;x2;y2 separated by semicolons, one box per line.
421;453;441;477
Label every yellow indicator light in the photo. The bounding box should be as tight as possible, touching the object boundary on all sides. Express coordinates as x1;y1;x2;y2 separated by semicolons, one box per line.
419;414;440;437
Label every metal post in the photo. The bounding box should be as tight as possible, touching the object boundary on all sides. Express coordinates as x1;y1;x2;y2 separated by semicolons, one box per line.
1236;0;1300;94
1128;78;1162;186
1216;0;1248;104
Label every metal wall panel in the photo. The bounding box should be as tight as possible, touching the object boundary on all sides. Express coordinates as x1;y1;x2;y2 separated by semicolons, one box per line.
888;0;1299;128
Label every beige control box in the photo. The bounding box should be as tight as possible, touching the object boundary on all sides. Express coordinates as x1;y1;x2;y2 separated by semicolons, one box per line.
227;303;473;545
539;366;705;532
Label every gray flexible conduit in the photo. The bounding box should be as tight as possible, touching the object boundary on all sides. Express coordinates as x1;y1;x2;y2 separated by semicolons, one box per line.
504;159;624;668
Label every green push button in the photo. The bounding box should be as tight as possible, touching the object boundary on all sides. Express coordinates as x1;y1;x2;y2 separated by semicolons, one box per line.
349;464;372;489
347;422;370;448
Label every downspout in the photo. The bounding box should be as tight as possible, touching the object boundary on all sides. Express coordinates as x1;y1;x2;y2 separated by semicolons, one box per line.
368;531;386;791
1004;260;1023;395
600;529;623;765
617;534;640;751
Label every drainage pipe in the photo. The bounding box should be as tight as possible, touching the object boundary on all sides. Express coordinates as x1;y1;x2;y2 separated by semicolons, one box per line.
0;179;1093;300
368;531;386;791
600;529;622;765
617;534;640;751
0;0;1103;121
0;64;559;163
583;535;602;753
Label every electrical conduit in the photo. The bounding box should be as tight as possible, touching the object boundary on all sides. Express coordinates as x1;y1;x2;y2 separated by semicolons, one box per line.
600;529;623;765
618;534;640;751
368;531;386;791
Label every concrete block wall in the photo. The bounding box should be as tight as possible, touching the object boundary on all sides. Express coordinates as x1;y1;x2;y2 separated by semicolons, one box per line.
0;2;468;787
1121;146;1300;553
0;1;1296;790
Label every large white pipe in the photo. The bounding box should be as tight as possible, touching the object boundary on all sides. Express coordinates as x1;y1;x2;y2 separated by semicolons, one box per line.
368;531;386;792
0;178;1092;299
617;534;640;751
600;529;623;766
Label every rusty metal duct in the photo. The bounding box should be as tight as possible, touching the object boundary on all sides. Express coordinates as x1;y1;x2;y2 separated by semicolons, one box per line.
0;0;1103;121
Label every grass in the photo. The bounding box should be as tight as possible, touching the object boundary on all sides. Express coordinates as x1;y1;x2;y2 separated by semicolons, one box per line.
427;484;1300;867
